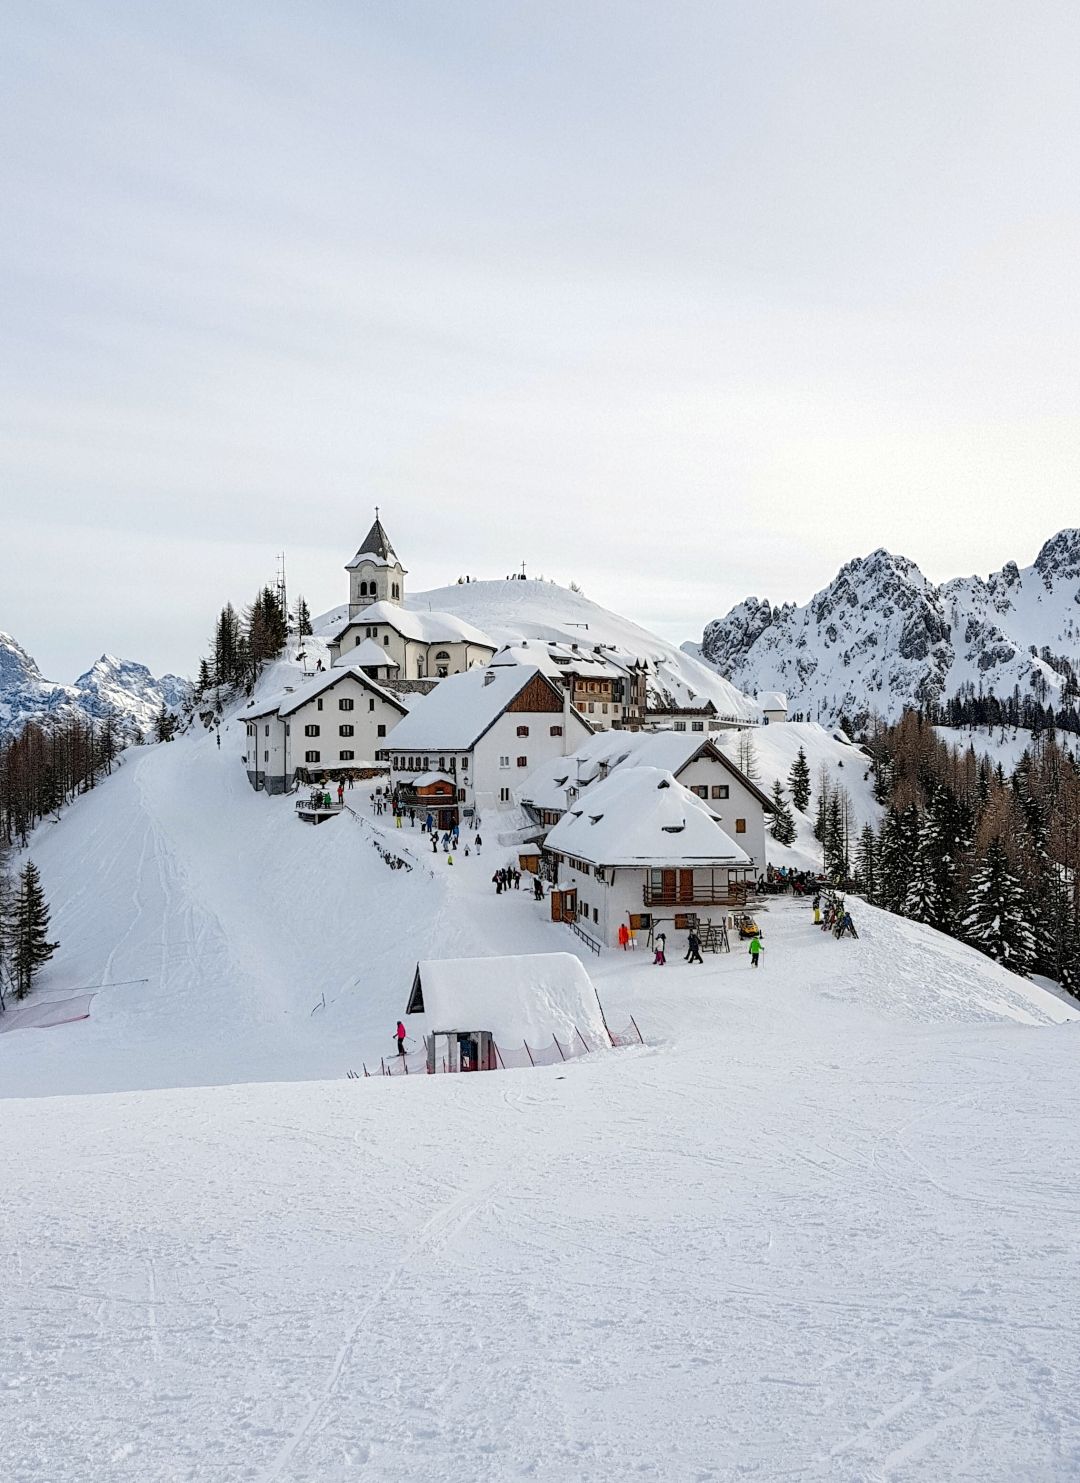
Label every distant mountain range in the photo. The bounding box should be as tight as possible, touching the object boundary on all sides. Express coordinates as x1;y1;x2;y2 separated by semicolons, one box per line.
0;633;190;742
686;529;1080;726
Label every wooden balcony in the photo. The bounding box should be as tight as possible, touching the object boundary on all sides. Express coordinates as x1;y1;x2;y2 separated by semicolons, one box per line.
642;870;754;908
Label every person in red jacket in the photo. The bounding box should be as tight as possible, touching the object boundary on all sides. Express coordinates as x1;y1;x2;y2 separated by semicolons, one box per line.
395;1021;407;1057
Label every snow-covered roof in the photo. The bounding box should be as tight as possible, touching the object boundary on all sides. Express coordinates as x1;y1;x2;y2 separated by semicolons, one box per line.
345;515;401;570
412;771;455;788
345;637;400;669
544;767;751;868
518;730;771;813
386;665;583;751
329;600;496;650
406;952;607;1045
758;691;788;711
244;665;408;721
490;641;624;681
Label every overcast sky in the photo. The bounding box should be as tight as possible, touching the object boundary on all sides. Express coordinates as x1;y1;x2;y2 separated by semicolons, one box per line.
4;1;1079;680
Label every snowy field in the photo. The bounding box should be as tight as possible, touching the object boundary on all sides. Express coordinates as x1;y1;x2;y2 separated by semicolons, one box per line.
3;726;1080;1480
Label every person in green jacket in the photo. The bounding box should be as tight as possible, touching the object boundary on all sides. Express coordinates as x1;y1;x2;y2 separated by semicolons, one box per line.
748;934;763;968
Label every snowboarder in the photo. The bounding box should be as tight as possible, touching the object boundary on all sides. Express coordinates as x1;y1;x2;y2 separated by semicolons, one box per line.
653;931;667;966
395;1021;407;1057
748;934;763;968
685;930;703;964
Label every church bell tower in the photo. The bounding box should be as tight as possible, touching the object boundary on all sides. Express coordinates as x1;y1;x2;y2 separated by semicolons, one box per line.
345;509;407;618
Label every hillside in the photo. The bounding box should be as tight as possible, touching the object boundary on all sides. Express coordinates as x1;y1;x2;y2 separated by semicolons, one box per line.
2;713;1078;1480
689;529;1080;726
0;631;189;741
317;577;758;722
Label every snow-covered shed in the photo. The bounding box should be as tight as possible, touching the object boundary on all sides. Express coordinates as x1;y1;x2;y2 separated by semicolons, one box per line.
757;691;788;725
543;766;752;945
406;952;608;1071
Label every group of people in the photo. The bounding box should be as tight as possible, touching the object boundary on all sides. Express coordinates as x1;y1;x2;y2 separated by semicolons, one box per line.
492;866;521;893
756;865;819;896
813;893;858;938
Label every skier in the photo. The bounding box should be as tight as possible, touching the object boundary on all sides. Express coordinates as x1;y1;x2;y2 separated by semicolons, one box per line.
653;931;667;966
748;933;763;968
395;1021;407;1057
685;929;703;964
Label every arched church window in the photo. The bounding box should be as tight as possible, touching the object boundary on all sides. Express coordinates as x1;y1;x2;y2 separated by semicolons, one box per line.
359;580;368;596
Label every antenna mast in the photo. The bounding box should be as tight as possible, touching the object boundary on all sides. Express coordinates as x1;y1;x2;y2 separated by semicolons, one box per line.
276;551;288;628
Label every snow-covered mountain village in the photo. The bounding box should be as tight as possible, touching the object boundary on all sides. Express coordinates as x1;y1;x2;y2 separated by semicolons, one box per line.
3;509;1080;1481
7;6;1080;1480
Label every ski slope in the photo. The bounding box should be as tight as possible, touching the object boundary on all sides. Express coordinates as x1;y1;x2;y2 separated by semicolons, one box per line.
2;726;1079;1480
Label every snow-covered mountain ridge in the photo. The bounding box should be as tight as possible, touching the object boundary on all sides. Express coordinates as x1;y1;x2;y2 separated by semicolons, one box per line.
689;529;1080;725
0;632;190;742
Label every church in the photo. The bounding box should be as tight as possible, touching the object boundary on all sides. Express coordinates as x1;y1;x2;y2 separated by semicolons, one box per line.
325;514;497;680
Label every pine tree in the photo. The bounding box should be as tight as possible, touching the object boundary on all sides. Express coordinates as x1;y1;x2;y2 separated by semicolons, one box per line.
768;780;797;846
153;704;174;743
788;746;811;812
961;840;1034;977
824;793;849;879
293;596;312;638
904;808;951;930
855;824;877;901
12;861;57;1000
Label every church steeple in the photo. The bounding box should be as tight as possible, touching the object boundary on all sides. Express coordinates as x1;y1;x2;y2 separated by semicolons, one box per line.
346;508;407;616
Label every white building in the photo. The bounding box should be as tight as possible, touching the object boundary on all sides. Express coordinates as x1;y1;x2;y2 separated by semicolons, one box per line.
386;664;593;824
324;514;497;680
489;641;649;730
757;691;788;725
243;665;409;794
543;766;752;946
519;729;772;875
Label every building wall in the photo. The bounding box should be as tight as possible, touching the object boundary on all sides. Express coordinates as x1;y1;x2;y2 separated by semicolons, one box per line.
555;860;643;945
244;715;289;793
348;559;405;615
671;758;767;873
284;677;404;775
335;624;493;681
472;703;588;815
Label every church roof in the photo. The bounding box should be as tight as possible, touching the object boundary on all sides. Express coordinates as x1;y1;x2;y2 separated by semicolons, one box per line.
346;513;402;570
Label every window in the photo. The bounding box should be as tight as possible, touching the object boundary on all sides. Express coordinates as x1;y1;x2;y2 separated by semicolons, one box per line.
304;724;320;737
735;818;747;833
365;626;376;638
550;725;563;737
602;704;608;714
499;787;511;803
383;635;390;646
339;698;354;711
690;785;708;799
305;750;320;763
435;651;450;662
593;907;599;925
588;702;595;713
392;583;399;599
369;698;375;711
674;720;686;731
516;725;530;737
263;750;269;763
711;785;729;800
317;699;323;710
377;724;386;738
517;756;528;768
359;581;368;596
461;756;469;769
340;750;355;761
692;721;704;732
264;724;269;736
499;755;510;768
339;725;354;737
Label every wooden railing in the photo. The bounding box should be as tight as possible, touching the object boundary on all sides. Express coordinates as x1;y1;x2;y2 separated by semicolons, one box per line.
643;882;751;907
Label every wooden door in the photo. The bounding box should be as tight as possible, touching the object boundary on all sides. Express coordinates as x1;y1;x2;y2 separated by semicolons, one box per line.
678;869;694;902
660;869;676;902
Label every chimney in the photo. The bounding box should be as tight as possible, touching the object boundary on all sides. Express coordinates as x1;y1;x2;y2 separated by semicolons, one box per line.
483;669;496;686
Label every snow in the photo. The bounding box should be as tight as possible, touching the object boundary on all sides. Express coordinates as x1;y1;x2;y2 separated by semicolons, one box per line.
2;712;1080;1480
384;664;563;751
694;530;1080;725
933;724;1080;771
408;952;607;1045
336;636;400;669
544;766;750;866
243;663;407;721
398;578;758;722
322;599;497;649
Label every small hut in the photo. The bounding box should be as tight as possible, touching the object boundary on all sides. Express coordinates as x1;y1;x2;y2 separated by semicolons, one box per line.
406;952;607;1072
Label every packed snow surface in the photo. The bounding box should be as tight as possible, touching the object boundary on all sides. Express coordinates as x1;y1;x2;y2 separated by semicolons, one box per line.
2;723;1078;1481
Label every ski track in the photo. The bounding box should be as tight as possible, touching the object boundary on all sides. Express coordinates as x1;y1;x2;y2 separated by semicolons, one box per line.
2;727;1079;1480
